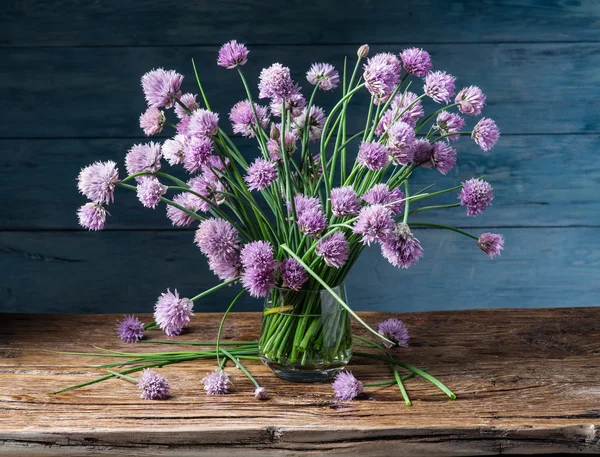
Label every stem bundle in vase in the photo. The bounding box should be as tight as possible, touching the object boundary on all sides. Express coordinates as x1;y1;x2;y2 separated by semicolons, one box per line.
70;41;504;400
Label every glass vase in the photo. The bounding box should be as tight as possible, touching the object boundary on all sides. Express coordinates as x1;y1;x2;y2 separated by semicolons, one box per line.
258;284;353;382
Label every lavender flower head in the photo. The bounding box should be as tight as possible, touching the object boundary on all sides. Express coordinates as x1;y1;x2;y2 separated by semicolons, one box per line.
331;371;364;401
295;106;326;142
419;141;456;175
258;63;299;101
393;91;425;126
330;186;361;217
208;257;241;281
139;106;165;136
472;117;500;151
387;121;416;165
254;386;268;400
377;317;409;348
424;71;456;104
399;47;432;77
189;109;219;138
279;258;308;291
116;314;144;343
136;176;167;209
357;141;389;171
306;62;339;91
353;204;395;245
316;231;349;269
381;223;423;269
187;174;226;212
291;194;322;217
478;232;505;258
195;218;240;262
141;68;184;108
154;289;194;337
411;139;434;165
202;370;230;395
174;93;199;119
245;158;278;191
455;85;486;116
162;135;186;166
183;136;214;173
435;111;466;141
362;184;405;215
137;369;170;400
270;92;306;118
77;161;119;204
229;100;270;138
217;40;249;69
77;202;108;231
267;130;298;161
458;178;494;216
125;142;162;175
241;241;277;297
363;53;401;99
166;193;202;226
297;207;327;236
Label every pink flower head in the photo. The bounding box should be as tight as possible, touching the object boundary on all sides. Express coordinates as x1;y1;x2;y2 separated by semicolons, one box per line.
455;85;486;116
229;100;270;138
387;121;416;164
393;91;425;126
241;241;277;298
279;258;308;291
77;160;119;204
183;136;214;173
435;111;466;141
424;71;456;104
399;47;432;77
125;142;162;176
297;207;327;236
295;105;326;142
202;370;230;395
472;117;500;151
217;40;249;69
137;369;170;400
269;92;306;118
380;223;423;269
423;141;457;175
316;231;349;269
254;387;268;400
478;232;504;258
161;135;187;166
357;141;389;170
195;218;240;262
362;184;405;216
291;194;322;217
208;256;241;281
174;93;199;119
411;139;434;165
258;63;299;101
353;204;395;245
245;158;278;191
377;317;409;348
363;52;401;100
141;68;184;108
306;62;340;91
166;192;201;226
139;106;165;136
330;186;361;217
189;109;219;138
154;288;194;336
188;174;226;212
136;176;167;208
267;130;298;161
332;371;363;401
77;202;108;231
116;314;144;343
458;178;494;216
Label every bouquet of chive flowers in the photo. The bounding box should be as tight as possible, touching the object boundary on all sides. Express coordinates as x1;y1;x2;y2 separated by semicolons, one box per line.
73;41;503;398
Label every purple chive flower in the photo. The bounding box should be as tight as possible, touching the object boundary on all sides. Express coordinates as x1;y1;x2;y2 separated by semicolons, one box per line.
77;202;108;231
139;106;165;136
125;142;162;176
394;91;425;126
332;371;364;401
183;136;214;173
258;63;299;101
424;71;456;104
411;139;434;165
202;370;230;395
297;208;327;236
399;47;432;77
357;141;389;170
472;117;500;151
174;93;199;119
316;232;349;269
77;161;119;204
162;135;187;166
141;68;184;108
270;92;306;118
435;111;466;141
387;121;416;164
267;131;298;161
189;109;219;138
363;53;401;100
330;186;361;217
154;288;194;337
279;258;308;291
217;40;249;69
166;192;201;226
229;100;270;138
419;141;457;175
306;62;340;91
455;85;486;116
137;369;170;400
362;184;405;215
188;174;226;212
290;194;322;217
353;204;395;245
458;178;494;216
377;317;409;348
177;115;192;136
241;241;277;297
195;218;240;262
136;176;167;209
208;256;241;281
380;223;423;269
478;232;505;258
244;158;278;191
116;314;144;343
254;387;268;400
295;106;326;142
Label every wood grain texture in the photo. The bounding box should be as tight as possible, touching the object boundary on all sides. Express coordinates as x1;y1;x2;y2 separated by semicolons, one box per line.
1;309;599;456
1;43;598;138
2;0;599;46
1;228;598;314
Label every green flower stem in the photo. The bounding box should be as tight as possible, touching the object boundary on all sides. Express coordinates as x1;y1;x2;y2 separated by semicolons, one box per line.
301;84;320;162
143;340;257;347
216;290;245;365
191;58;212;110
409;203;461;216
120;171;188;188
107;370;138;384
393;365;412;406
409;222;479;240
144;321;158;330
174;98;193;116
220;348;260;388
191;278;239;302
429;131;472;143
403;180;410;224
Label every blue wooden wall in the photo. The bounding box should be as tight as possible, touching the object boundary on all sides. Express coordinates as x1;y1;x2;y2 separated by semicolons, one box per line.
1;1;599;314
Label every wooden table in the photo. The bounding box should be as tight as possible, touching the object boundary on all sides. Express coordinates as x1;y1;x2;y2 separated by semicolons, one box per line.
1;308;599;456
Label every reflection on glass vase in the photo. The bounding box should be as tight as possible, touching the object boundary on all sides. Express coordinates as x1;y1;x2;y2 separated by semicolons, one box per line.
258;284;353;382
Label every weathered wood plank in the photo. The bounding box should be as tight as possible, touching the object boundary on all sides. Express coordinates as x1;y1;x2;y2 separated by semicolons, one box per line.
1;43;598;138
2;0;599;46
0;309;599;456
2;134;598;230
1;228;598;314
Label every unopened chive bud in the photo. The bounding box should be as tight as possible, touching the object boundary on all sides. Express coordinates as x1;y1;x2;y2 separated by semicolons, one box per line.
357;44;370;58
270;124;280;141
